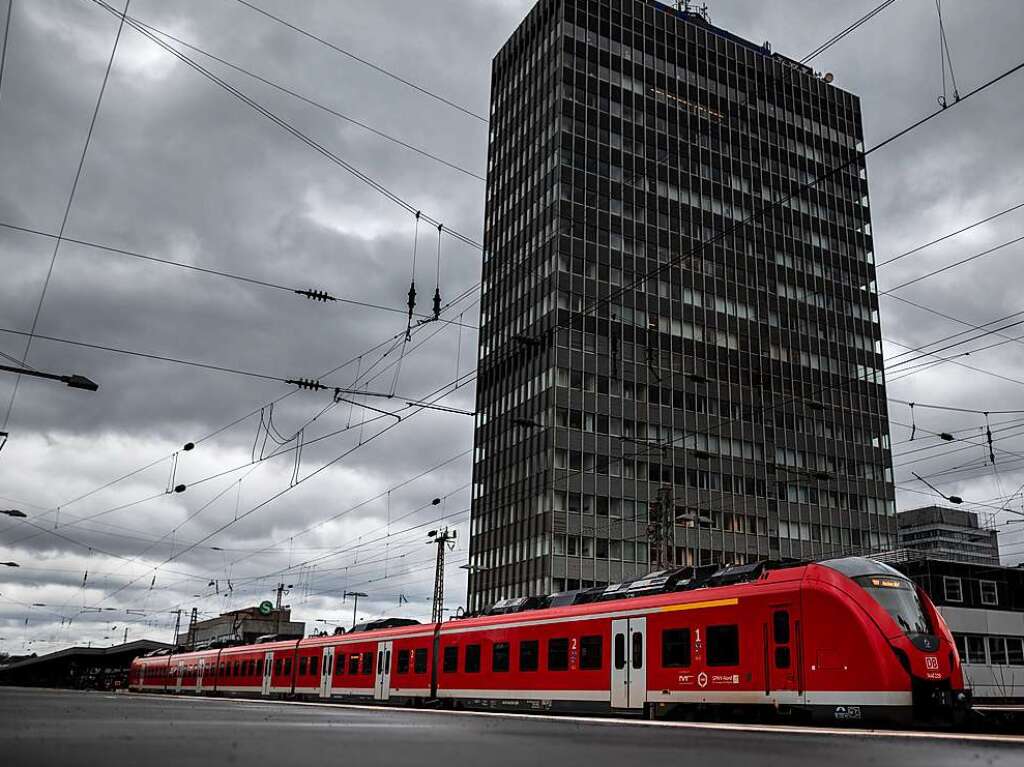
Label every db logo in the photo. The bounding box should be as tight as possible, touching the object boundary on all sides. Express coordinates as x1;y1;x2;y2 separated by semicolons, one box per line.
697;672;708;688
925;656;939;670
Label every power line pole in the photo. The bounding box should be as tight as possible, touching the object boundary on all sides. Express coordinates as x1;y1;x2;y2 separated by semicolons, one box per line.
647;485;675;571
427;527;457;624
171;609;181;648
186;607;198;650
274;582;291;635
426;527;456;700
344;591;367;630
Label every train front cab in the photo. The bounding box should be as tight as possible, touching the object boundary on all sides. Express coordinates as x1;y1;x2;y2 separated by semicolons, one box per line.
806;558;970;724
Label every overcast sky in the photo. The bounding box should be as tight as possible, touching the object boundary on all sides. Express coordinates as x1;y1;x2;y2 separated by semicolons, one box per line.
1;0;1023;656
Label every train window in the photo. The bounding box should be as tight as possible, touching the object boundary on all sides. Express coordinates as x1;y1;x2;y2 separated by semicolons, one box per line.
284;658;292;676
377;651;384;674
348;654;359;675
492;642;510;672
465;644;481;673
443;646;459;673
220;662;226;676
773;611;790;645
580;636;602;670
274;659;282;676
775;646;791;669
233;661;240;676
519;640;539;672
662;628;691;667
707;625;740;667
631;632;643;670
548;638;569;671
310;656;319;676
361;652;373;675
299;657;308;675
397;650;411;674
414;648;428;674
614;633;625;670
335;653;346;676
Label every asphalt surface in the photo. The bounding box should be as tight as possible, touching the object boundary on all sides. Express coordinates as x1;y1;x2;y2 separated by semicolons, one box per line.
1;687;1022;767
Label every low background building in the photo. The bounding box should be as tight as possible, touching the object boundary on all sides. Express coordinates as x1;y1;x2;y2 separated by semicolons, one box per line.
176;606;304;648
897;506;1000;566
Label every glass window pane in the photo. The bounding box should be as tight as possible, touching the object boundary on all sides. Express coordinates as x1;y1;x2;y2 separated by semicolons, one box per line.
707;625;740;667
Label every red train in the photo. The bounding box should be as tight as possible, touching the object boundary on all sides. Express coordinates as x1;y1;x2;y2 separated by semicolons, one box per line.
129;557;970;724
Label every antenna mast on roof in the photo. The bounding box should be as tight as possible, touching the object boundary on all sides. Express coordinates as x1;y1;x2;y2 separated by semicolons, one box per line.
675;1;710;22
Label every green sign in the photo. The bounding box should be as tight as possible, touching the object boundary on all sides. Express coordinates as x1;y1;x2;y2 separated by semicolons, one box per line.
258;600;274;616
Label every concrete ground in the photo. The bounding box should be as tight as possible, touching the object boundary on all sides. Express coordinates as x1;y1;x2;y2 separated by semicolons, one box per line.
1;687;1022;767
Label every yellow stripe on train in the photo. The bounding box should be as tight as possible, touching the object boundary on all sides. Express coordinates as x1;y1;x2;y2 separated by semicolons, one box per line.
659;597;739;613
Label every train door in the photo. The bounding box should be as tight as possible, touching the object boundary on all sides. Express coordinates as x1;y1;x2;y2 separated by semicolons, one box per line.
373;641;393;701
611;617;647;709
320;646;334;698
261;651;274;696
196;658;205;693
766;606;800;698
175;661;183;692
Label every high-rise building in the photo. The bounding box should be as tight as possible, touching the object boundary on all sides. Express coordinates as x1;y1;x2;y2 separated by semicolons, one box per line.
468;0;896;611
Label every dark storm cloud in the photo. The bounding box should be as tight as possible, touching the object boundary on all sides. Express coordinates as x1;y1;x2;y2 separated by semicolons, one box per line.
2;0;1024;653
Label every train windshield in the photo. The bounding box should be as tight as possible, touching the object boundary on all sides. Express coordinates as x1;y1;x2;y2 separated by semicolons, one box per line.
854;575;931;636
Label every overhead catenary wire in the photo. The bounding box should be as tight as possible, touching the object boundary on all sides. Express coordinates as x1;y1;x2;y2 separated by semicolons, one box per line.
800;0;899;65
11;288;479;573
0;221;477;328
88;0;482;254
229;0;488;124
0;325;296;383
128;16;485;181
14;315;479;557
16;281;478;534
82;358;481;609
0;0;11;103
876;199;1024;267
879;232;1024;294
1;0;130;434
62;308;481;589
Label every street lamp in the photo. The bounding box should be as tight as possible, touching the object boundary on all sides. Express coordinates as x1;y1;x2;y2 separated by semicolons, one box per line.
0;364;99;391
343;591;368;630
0;509;27;518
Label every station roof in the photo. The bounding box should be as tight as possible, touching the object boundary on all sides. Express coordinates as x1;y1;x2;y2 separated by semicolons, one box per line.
0;639;170;673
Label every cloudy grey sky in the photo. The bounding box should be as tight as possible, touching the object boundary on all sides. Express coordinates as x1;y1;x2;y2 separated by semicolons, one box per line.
1;0;1023;655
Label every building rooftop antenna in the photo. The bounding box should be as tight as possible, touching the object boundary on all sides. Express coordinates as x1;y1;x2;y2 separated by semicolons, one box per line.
675;1;710;22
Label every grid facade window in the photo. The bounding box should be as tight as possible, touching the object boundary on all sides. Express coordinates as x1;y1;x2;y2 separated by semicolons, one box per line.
468;0;895;611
